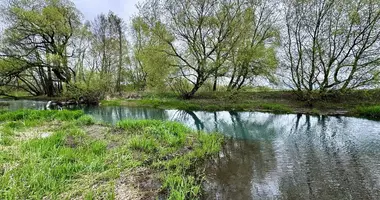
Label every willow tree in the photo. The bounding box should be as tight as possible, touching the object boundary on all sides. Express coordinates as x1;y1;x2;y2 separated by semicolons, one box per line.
283;0;380;97
129;16;175;91
227;0;280;91
139;0;247;98
0;0;82;96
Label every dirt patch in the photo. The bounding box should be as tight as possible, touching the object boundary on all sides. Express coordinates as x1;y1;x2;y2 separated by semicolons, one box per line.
84;125;109;140
116;168;161;200
14;121;61;141
64;135;78;148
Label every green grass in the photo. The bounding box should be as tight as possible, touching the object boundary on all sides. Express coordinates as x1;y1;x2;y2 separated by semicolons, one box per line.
259;103;292;114
0;109;84;122
353;106;380;119
0;110;223;199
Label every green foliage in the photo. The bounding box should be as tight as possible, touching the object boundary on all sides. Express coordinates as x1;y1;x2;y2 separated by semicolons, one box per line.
0;0;82;96
63;74;107;102
129;17;175;91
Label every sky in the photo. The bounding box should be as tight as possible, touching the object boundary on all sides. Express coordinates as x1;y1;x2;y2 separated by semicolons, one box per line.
72;0;142;22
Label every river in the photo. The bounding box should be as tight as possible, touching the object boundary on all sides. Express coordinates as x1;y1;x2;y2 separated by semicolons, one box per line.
1;100;380;199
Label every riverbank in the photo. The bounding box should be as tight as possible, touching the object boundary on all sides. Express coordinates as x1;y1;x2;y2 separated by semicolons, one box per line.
0;110;223;199
2;90;380;119
101;90;380;119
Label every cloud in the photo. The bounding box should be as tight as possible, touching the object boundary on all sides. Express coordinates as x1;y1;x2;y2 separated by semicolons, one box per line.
72;0;141;21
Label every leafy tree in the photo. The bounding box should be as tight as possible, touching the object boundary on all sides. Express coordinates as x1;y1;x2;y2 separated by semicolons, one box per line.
129;16;175;91
227;1;280;91
0;0;82;96
139;0;248;98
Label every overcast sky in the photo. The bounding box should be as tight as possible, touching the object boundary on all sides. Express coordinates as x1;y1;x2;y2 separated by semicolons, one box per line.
72;0;142;22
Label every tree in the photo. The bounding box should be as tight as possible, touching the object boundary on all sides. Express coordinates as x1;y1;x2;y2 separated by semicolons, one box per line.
109;14;125;93
128;16;175;91
139;0;247;98
0;0;82;96
283;0;380;98
227;0;279;91
89;12;128;94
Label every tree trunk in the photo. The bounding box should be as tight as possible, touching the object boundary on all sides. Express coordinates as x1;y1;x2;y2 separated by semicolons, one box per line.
116;27;123;93
46;66;55;97
213;72;218;91
183;84;201;99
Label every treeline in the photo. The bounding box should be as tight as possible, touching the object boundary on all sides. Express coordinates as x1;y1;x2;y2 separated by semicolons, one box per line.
0;0;379;100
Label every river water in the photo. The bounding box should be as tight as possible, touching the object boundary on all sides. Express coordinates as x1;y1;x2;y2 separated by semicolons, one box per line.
2;100;380;199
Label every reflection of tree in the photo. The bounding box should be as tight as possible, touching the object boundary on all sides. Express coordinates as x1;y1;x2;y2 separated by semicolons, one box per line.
81;106;169;124
205;112;281;200
217;112;278;140
205;138;278;200
278;115;379;199
185;111;205;130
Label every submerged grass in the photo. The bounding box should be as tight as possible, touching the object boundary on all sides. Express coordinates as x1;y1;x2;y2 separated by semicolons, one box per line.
0;110;223;199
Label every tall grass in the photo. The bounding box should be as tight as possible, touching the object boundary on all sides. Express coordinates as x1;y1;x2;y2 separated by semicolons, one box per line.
1;129;109;199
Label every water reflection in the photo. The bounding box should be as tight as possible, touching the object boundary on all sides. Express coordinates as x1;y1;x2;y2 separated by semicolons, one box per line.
206;114;380;200
2;100;380;199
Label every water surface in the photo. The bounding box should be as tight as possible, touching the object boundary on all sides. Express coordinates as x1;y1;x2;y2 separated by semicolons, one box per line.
2;100;380;199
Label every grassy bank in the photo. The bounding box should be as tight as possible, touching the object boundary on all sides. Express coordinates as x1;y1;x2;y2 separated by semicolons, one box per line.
3;89;380;119
101;90;380;118
0;110;223;199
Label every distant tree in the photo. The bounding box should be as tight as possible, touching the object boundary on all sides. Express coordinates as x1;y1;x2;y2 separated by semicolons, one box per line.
109;13;125;93
89;11;128;93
